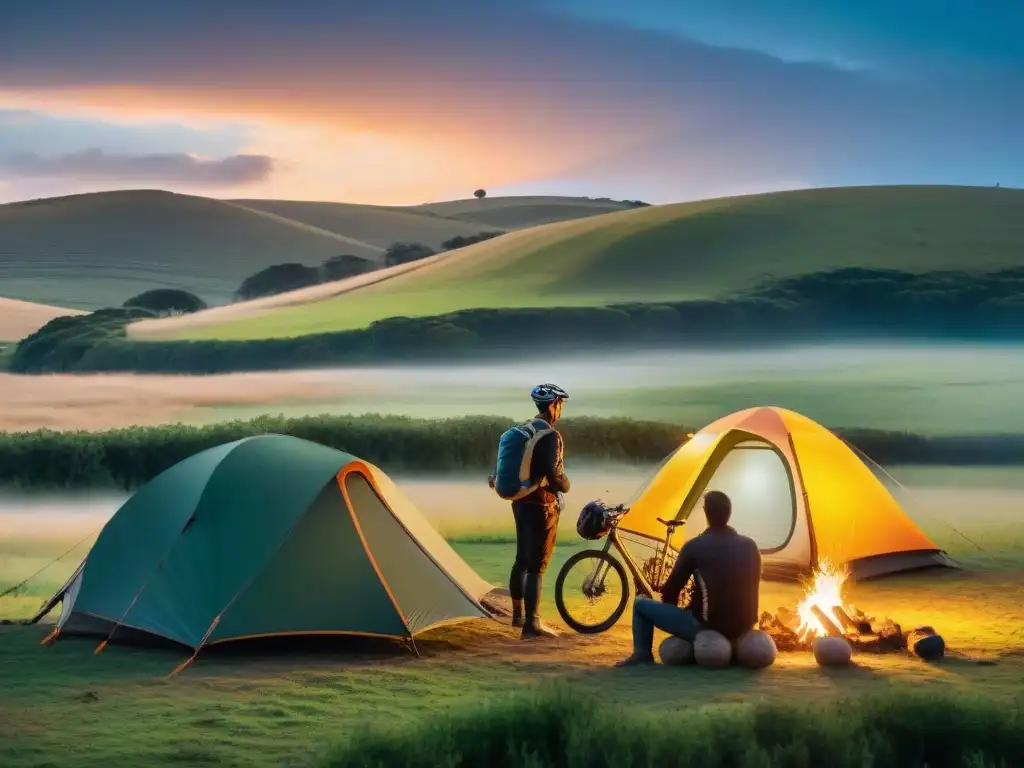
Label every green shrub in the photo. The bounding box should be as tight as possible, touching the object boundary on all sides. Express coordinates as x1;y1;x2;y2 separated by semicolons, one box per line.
123;289;207;314
13;267;1024;375
318;686;1024;768
1;415;1023;490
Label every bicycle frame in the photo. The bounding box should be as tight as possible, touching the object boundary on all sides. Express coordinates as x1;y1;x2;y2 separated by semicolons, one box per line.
595;510;683;598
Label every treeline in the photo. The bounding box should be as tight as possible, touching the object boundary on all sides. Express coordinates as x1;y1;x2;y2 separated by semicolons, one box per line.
0;415;686;489
11;267;1024;374
2;414;1024;489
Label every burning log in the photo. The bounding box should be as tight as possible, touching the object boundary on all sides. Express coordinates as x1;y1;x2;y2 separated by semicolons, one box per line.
830;605;861;633
810;605;843;637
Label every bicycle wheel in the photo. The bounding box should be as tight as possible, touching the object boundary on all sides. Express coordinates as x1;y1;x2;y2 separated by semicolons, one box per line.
554;549;630;634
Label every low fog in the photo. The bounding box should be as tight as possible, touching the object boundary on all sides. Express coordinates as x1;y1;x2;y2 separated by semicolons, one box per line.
3;342;1024;433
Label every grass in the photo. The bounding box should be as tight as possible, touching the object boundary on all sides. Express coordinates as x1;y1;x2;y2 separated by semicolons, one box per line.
1;468;1023;767
158;185;1024;340
320;686;1024;768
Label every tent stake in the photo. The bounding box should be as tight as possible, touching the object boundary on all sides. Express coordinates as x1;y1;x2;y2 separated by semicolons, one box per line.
408;636;421;658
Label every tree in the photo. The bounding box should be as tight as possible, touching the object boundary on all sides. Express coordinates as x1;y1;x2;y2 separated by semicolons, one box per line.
384;242;436;267
235;263;322;301
321;254;373;282
473;189;487;199
123;289;207;315
440;231;503;251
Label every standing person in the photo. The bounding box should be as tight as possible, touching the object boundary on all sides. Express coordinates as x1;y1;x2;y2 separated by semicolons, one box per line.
491;384;571;639
615;490;762;665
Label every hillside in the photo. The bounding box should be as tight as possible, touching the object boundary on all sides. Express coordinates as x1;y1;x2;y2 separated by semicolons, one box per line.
412;195;640;229
135;185;1024;341
228;199;487;249
0;191;629;312
0;297;84;341
0;190;386;310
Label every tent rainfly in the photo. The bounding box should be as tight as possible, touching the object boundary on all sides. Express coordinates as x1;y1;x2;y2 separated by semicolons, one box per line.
34;435;497;658
622;407;956;580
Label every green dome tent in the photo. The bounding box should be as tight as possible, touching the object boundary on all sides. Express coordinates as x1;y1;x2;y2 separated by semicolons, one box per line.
35;435;499;659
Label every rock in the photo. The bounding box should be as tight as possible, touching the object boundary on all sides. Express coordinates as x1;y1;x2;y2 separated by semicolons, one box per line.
735;629;777;669
658;636;695;666
812;636;852;666
694;630;733;668
908;627;945;661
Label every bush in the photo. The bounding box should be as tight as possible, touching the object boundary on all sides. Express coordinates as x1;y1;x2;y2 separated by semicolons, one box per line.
0;415;689;489
441;231;504;250
318;686;1024;768
236;263;322;300
385;242;435;267
321;254;373;282
11;268;1024;374
123;289;207;315
1;415;1022;490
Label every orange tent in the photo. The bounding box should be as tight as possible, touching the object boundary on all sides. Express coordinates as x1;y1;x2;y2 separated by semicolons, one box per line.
623;407;955;580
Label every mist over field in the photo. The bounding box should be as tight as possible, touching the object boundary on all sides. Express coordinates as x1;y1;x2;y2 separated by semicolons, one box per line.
3;342;1023;434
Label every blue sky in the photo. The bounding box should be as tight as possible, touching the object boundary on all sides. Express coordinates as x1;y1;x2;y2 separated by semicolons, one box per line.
0;0;1020;204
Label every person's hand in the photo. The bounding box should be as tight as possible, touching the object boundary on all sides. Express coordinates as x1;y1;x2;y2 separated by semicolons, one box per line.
487;474;496;489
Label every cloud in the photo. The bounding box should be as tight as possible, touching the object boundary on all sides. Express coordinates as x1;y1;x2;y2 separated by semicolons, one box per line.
0;0;1020;202
0;149;273;185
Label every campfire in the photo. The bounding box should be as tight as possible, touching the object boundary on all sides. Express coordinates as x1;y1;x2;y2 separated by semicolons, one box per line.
759;559;914;655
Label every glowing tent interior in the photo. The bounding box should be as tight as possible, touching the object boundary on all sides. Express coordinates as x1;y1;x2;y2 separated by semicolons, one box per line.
622;407;956;580
33;435;501;651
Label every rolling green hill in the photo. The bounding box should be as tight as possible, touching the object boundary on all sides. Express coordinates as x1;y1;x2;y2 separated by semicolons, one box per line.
412;195;640;229
0;190;388;310
0;191;630;312
228;199;488;248
144;185;1024;341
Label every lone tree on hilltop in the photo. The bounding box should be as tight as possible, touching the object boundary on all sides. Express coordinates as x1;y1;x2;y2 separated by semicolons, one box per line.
473;188;487;199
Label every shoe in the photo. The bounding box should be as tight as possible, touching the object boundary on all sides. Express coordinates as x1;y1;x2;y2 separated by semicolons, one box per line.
512;615;525;628
521;618;560;639
614;652;655;667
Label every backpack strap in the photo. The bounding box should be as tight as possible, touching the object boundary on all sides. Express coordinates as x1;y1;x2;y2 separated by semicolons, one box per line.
517;418;555;489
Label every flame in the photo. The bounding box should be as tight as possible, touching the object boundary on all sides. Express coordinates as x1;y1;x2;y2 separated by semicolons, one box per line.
795;559;850;640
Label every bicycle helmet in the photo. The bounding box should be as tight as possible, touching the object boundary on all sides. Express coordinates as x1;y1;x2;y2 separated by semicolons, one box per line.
530;383;569;405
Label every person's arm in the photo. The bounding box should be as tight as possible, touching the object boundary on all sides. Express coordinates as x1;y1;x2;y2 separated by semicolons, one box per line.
533;431;570;493
660;544;695;605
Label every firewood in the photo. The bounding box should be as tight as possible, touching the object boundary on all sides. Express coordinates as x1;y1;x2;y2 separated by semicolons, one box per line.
810;605;843;637
831;606;860;633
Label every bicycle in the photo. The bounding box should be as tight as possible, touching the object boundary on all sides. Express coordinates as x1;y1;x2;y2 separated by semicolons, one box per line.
554;502;688;634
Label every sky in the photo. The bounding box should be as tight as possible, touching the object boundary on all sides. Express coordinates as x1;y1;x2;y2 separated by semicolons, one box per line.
1;0;1021;205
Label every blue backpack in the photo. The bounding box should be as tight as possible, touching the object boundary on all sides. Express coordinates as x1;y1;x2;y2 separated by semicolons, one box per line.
492;418;555;500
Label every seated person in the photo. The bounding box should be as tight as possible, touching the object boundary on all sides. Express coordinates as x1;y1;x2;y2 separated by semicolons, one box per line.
615;490;762;666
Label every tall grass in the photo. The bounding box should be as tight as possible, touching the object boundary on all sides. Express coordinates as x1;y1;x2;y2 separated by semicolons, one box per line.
319;685;1024;768
3;414;1024;489
0;415;686;489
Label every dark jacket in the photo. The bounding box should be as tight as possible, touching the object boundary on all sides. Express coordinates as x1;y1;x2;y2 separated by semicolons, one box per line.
660;526;762;640
519;419;570;507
